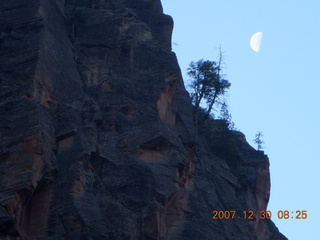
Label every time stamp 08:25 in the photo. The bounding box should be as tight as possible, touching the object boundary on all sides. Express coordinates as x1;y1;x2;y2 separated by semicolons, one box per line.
212;210;308;220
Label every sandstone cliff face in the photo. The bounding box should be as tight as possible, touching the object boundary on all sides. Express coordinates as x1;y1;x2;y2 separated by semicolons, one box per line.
0;1;287;239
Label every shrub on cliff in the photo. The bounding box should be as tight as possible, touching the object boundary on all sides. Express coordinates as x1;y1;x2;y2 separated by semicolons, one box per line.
253;131;265;151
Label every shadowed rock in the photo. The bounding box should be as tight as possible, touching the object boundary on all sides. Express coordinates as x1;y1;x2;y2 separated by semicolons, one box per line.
0;0;287;239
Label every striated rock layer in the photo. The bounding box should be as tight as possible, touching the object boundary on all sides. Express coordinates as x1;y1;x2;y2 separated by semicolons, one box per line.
0;0;287;239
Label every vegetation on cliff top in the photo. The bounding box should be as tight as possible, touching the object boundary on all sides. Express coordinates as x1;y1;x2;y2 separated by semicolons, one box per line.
187;50;234;130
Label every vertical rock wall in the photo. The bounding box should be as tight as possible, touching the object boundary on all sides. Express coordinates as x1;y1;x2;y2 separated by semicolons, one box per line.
0;0;287;239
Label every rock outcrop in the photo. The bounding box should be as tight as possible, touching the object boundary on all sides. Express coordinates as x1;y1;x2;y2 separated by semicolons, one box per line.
0;0;287;239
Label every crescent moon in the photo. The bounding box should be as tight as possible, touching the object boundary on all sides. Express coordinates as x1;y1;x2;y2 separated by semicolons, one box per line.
250;32;263;52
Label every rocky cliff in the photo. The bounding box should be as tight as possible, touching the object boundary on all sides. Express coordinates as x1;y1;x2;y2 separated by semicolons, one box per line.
0;0;287;239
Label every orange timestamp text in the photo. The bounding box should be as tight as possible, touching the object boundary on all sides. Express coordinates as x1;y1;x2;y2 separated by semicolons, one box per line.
212;210;308;220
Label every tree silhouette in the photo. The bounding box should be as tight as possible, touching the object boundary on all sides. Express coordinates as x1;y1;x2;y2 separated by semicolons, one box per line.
188;52;231;126
254;131;264;151
218;101;235;130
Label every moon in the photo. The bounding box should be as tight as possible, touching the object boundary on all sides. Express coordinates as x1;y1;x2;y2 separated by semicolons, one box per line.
250;32;263;52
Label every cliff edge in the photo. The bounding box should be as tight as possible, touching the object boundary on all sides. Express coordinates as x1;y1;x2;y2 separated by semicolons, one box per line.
0;0;287;239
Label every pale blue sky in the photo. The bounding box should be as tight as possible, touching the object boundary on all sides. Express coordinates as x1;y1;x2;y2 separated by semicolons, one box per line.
161;0;320;239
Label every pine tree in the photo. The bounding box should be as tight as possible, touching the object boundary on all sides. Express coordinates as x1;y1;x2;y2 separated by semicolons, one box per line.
254;131;264;151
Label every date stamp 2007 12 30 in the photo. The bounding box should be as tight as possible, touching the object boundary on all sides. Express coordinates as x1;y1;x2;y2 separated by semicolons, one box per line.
212;210;308;220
